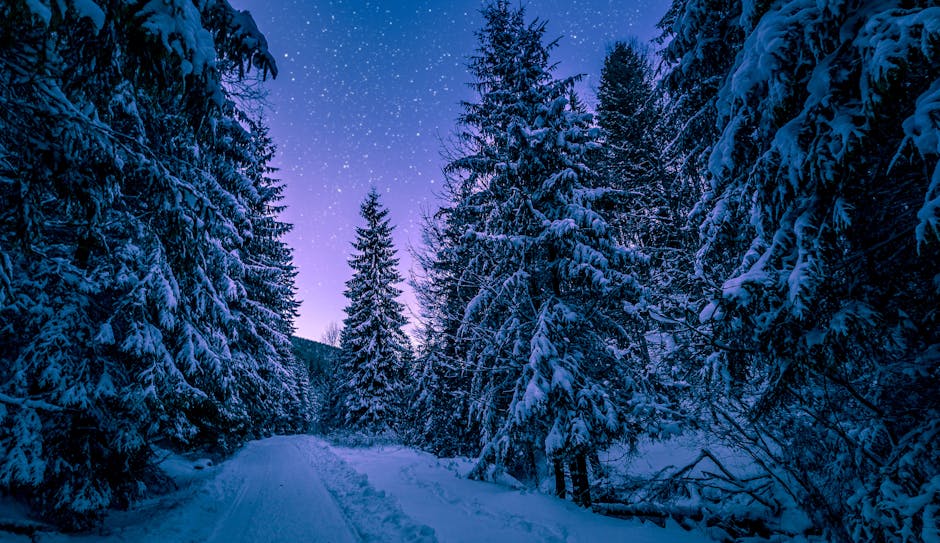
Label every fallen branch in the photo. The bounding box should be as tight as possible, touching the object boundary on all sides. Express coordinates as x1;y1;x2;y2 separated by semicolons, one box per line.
594;501;778;540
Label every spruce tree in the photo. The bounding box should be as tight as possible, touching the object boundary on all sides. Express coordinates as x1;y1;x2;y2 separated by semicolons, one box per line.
408;208;477;455
338;188;411;433
595;41;672;250
0;0;303;527
594;41;699;436
435;0;665;506
237;116;311;433
597;42;658;199
661;0;940;539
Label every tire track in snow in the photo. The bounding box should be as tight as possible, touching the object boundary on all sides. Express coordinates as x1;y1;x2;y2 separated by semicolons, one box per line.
198;436;358;543
34;436;434;543
300;440;438;543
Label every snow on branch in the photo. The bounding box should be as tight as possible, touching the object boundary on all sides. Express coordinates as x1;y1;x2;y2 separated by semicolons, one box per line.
0;392;64;412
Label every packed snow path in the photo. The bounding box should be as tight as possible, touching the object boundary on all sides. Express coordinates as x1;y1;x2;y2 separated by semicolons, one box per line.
198;437;357;543
30;436;434;543
20;435;707;543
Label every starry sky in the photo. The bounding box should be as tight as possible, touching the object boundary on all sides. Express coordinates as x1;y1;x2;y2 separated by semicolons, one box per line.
236;0;670;342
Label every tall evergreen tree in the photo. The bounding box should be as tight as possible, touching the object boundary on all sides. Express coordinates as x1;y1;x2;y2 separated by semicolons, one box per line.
653;0;751;391
657;0;743;241
595;41;674;250
430;0;667;506
408;207;477;455
661;0;940;540
594;41;699;436
0;0;304;527
338;188;411;433
238;116;311;433
596;42;658;202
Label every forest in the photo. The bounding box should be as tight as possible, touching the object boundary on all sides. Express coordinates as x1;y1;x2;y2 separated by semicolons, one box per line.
0;0;937;542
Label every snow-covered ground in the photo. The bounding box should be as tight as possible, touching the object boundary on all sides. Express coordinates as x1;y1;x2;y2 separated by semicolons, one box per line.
1;435;710;543
332;443;709;543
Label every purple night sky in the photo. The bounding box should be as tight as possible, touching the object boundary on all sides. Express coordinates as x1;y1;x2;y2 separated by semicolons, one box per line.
236;0;670;341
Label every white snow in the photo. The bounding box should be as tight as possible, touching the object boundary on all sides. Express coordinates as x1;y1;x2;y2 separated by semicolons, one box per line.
23;0;51;25
3;435;712;543
71;0;105;31
27;436;432;543
139;0;218;78
331;443;710;543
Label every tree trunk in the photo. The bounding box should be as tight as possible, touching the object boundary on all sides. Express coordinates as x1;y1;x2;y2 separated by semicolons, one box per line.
570;453;591;507
553;457;566;499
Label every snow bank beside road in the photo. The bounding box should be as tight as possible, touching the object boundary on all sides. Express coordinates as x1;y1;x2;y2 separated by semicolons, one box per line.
331;444;710;543
3;436;715;543
301;439;437;542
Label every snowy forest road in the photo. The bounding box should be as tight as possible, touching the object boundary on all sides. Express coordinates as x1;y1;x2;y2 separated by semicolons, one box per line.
27;436;435;543
200;438;358;543
22;435;707;543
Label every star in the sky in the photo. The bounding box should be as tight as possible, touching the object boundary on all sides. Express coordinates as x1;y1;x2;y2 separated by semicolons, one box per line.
236;0;669;340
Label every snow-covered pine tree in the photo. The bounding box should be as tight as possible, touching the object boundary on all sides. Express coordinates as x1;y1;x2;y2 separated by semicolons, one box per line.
657;0;743;242
0;0;303;527
594;41;700;393
408;206;478;455
403;325;452;450
662;0;940;539
338;188;411;433
597;41;660;237
234;115;311;434
442;1;661;506
596;41;676;250
653;0;751;394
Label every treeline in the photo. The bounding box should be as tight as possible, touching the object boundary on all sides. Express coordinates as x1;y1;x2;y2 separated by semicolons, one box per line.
391;1;938;541
0;0;308;528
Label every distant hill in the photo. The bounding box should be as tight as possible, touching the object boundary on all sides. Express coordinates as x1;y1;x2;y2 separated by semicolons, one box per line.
291;336;340;380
